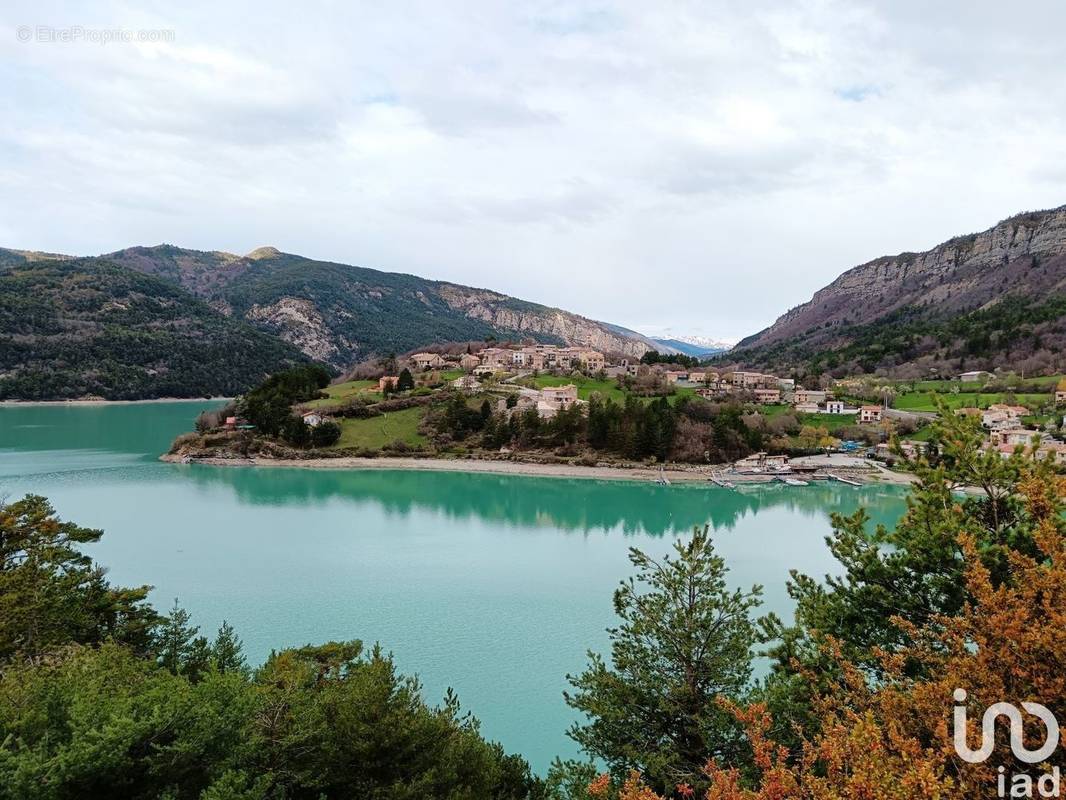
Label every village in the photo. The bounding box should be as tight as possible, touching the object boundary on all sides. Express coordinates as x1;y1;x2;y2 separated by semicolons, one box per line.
261;341;1066;488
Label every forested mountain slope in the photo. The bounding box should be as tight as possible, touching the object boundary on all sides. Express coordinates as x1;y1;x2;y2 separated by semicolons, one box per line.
0;257;307;400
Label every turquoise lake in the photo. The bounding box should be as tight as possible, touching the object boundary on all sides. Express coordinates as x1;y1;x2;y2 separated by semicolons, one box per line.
0;402;909;772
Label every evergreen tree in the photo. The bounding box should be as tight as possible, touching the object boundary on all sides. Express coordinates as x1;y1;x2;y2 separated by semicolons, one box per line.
565;526;762;792
396;368;415;392
212;620;247;675
157;598;201;677
0;495;159;660
281;414;311;446
311;419;341;447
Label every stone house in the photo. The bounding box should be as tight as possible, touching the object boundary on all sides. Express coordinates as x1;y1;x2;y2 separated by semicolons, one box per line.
859;405;883;424
754;387;781;404
794;388;827;406
410;352;446;370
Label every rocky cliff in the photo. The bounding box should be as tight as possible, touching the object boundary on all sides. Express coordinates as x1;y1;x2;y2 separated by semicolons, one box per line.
739;205;1066;351
435;285;660;358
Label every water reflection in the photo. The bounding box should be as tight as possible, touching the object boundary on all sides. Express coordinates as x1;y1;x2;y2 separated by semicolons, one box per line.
173;465;906;538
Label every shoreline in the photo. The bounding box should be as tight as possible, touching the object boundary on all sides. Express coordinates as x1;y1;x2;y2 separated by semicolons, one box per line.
159;452;914;486
1;397;231;407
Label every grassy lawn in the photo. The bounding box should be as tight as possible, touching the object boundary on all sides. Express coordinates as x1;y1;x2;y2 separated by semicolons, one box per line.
531;374;627;402
894;391;1050;412
752;404;860;433
802;412;864;433
331;406;427;450
303;379;379;409
907;425;937;441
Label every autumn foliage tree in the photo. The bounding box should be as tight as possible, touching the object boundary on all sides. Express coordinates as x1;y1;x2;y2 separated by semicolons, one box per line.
590;413;1066;799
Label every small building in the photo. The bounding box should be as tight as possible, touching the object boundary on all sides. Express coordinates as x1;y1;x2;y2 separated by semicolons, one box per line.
377;376;399;391
734;452;790;471
794;389;827;406
459;354;481;371
754;387;781;404
1038;441;1066;465
793;402;820;414
301;411;323;427
664;370;689;384
539;384;578;408
859;405;883;424
992;428;1038;447
472;365;498;377
1057;378;1066;405
987;403;1028;418
575;350;606;372
824;400;845;415
410;352;446;370
451;375;482;392
957;370;992;382
981;409;1011;430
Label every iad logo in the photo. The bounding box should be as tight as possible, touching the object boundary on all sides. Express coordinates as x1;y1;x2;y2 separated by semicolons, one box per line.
953;689;1061;798
953;688;1060;764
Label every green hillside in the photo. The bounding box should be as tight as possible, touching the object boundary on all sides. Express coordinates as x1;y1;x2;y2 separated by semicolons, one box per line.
0;259;309;400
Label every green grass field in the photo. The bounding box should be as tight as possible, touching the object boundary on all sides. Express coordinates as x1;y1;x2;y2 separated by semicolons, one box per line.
332;406;427;450
893;391;1050;412
531;374;627;401
303;379;379;409
906;375;1064;392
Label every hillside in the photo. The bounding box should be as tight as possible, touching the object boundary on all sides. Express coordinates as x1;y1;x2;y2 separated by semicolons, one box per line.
731;205;1066;377
0;257;308;400
96;245;666;365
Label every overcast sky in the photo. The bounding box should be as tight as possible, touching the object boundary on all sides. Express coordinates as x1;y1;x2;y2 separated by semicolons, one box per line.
2;1;1065;341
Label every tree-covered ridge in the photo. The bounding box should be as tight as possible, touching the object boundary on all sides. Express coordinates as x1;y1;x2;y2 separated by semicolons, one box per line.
0;259;309;400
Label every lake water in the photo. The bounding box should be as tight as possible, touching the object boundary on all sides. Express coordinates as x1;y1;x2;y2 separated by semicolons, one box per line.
0;402;909;772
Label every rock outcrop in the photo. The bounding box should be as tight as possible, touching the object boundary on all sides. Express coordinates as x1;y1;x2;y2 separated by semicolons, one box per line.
246;297;338;362
436;285;660;358
738;205;1066;351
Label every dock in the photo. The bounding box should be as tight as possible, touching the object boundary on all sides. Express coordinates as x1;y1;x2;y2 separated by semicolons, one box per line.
826;473;862;486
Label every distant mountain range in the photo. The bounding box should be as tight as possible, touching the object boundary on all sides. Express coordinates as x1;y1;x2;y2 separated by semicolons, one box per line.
650;336;733;357
0;244;668;400
730;205;1066;377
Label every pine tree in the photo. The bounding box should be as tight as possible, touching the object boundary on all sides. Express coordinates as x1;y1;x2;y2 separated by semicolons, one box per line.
157;598;200;676
565;526;762;792
212;620;247;675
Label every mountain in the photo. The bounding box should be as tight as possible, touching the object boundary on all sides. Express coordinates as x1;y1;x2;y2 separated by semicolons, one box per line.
731;205;1066;376
0;256;308;400
650;336;732;357
0;243;663;399
97;245;664;364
